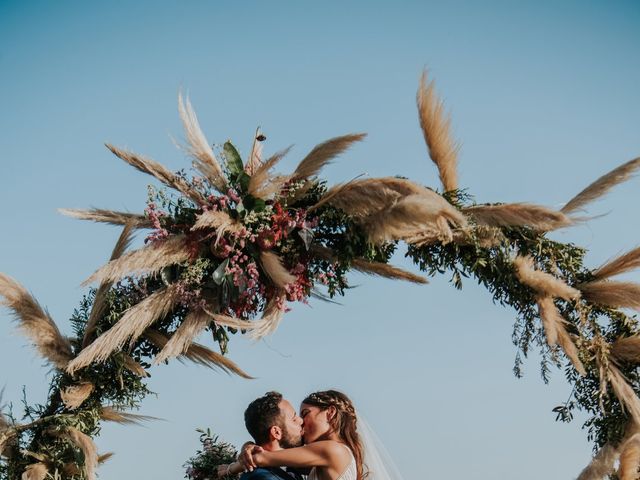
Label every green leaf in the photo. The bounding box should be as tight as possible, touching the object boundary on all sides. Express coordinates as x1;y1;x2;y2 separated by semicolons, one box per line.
212;259;230;285
242;194;266;212
224;141;244;177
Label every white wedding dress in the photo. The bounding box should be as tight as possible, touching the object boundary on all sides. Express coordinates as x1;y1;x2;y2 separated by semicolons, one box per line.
308;444;357;480
308;417;404;480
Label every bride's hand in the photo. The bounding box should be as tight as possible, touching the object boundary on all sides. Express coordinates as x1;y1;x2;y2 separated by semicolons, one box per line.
239;442;264;472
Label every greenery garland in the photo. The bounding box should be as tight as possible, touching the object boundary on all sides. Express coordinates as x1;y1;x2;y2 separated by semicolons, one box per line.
1;75;640;480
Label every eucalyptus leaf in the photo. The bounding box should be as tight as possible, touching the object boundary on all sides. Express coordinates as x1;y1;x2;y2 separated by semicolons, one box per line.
160;266;175;286
298;228;314;250
212;259;230;285
224;141;244;177
237;171;251;193
243;194;266;212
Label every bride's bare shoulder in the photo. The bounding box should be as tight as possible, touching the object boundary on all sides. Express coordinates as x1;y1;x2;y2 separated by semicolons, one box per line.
307;441;351;460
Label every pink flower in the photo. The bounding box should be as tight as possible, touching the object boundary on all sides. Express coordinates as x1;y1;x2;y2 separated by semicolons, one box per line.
227;188;241;203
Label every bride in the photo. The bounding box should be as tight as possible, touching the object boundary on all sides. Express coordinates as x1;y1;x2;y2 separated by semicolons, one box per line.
218;389;401;480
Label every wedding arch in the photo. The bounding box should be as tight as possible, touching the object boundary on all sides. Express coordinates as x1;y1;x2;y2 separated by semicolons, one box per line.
1;73;639;480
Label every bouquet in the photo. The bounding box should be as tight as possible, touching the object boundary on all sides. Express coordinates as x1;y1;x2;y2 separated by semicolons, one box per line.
184;428;238;480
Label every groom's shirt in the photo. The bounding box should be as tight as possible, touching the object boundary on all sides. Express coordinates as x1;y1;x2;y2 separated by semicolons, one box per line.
240;467;303;480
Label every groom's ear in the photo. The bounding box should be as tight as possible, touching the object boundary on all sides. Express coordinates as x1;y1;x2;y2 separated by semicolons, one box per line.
269;425;283;441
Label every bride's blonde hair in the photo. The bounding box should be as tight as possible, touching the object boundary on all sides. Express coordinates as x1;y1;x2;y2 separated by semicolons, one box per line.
302;390;365;480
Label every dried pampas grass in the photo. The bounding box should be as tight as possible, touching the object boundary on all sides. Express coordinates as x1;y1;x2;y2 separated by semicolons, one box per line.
83;223;135;347
576;443;619;480
619;433;640;480
291;133;366;181
182;342;252;378
316;177;425;217
98;452;114;464
58;427;98;480
351;258;428;284
557;327;587;376
513;256;581;301
0;273;72;369
58;208;151;228
260;252;297;288
61;383;94;410
66;286;180;374
249;293;286;340
0;407;8;434
177;92;226;192
417;71;459;192
153;309;212;364
209;313;255;330
245;127;264;175
0;404;14;457
144;330;251;378
22;462;48;480
122;354;149;377
610;365;640;427
593;246;640;281
613;337;640;365
536;296;585;375
536;296;562;346
248;147;292;199
100;407;157;425
83;234;192;286
562;157;640;214
580;281;640;311
408;225;505;248
363;192;467;245
464;203;572;231
311;245;427;284
192;211;243;246
62;463;81;476
106;143;207;205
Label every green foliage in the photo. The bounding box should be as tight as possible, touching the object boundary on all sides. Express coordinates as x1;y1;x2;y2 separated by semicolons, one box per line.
408;215;640;451
183;428;238;480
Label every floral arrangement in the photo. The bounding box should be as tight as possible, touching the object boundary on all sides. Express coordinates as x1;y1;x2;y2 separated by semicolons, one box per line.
184;429;237;480
2;74;640;480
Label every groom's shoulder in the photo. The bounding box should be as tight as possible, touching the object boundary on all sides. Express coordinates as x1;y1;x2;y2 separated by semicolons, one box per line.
240;467;288;480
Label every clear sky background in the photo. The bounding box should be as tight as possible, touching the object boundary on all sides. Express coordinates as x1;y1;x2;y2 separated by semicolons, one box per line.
0;1;639;479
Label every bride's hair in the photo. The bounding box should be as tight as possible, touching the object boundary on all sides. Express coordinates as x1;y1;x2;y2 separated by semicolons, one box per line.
302;390;366;480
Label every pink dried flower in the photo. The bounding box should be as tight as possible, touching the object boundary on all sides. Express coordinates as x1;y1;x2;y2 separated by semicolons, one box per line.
227;188;241;203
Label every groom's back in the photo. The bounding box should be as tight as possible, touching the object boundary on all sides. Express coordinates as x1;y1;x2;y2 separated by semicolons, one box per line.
241;467;300;480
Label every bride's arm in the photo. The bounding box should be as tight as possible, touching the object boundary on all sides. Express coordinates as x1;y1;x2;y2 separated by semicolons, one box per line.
253;441;345;469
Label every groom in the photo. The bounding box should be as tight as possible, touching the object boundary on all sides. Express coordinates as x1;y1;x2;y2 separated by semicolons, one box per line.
239;391;304;480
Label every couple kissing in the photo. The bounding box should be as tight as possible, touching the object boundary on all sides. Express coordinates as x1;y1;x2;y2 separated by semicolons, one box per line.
218;390;388;480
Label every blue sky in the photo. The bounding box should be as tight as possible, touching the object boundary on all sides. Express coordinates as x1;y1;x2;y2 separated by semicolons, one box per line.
1;1;639;479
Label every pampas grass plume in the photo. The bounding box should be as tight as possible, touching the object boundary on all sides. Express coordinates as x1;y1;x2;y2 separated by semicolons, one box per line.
619;434;640;480
416;71;459;192
0;273;72;369
260;252;297;288
22;463;48;480
177;92;227;192
291;133;366;181
61;383;95;410
464;203;572;231
576;443;619;480
563;157;640;214
580;281;640;311
67;286;180;373
513;256;581;301
58;208;151;228
83;235;192;286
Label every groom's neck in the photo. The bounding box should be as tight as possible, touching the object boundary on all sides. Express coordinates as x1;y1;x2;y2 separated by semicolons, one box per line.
260;440;283;452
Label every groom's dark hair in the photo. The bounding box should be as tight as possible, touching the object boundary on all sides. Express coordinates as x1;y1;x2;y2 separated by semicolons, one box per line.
244;391;284;445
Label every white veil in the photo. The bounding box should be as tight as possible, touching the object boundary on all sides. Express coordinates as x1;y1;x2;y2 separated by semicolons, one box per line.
357;414;406;480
